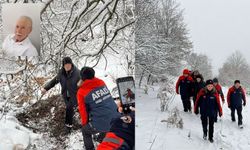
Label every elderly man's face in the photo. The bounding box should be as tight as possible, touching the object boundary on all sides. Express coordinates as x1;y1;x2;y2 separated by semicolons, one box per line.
64;64;72;72
15;18;32;42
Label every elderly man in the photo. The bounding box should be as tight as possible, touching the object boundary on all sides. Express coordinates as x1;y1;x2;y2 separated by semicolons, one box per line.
42;57;80;133
2;16;38;56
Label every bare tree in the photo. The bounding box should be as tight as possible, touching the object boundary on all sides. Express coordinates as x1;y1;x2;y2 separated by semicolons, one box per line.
135;0;192;87
218;51;250;88
0;0;135;113
187;53;213;80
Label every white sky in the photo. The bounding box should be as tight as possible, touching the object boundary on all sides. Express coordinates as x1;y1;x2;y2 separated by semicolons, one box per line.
178;0;250;75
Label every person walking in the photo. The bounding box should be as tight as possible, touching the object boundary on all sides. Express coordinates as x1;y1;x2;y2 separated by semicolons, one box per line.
176;69;194;112
194;79;223;143
227;80;246;128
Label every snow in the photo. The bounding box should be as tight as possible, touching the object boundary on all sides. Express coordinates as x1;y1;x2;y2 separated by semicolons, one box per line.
0;115;34;150
136;85;250;150
0;51;130;149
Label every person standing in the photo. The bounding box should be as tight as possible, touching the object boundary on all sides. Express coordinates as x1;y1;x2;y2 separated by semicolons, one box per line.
227;80;246;128
213;78;225;103
176;69;194;112
194;79;223;143
193;74;205;112
77;67;120;150
41;57;80;133
213;78;225;122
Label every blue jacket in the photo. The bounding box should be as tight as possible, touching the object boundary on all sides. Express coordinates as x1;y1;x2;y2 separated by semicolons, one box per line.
194;88;222;117
44;65;80;106
227;86;246;109
77;77;120;131
176;75;194;98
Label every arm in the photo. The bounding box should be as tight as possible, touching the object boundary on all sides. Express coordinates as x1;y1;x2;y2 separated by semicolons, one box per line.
194;90;203;113
77;90;88;125
215;93;223;116
227;88;232;107
43;74;60;91
241;88;247;105
219;85;225;101
175;77;181;94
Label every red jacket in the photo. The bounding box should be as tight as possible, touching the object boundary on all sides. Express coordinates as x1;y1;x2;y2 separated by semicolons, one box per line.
176;75;194;96
97;132;125;150
214;84;225;101
227;86;246;108
194;88;222;117
77;78;106;125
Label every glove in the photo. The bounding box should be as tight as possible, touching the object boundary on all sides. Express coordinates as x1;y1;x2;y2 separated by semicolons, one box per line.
228;105;230;109
219;113;222;117
195;111;198;115
243;102;246;106
222;98;225;104
176;90;179;95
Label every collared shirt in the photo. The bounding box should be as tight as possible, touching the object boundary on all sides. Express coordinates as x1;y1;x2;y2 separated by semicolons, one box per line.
2;34;38;57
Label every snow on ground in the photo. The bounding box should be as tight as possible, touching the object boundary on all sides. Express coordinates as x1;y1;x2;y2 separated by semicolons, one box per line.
136;85;250;150
0;52;130;149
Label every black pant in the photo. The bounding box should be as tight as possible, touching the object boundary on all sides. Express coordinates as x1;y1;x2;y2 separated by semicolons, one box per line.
181;95;191;112
201;116;214;139
65;98;75;125
81;124;99;150
231;107;243;125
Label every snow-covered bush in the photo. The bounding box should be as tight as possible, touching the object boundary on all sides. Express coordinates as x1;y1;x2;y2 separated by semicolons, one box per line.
161;107;183;129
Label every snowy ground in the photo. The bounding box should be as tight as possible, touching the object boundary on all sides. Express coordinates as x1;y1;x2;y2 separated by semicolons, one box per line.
0;52;131;150
136;85;250;150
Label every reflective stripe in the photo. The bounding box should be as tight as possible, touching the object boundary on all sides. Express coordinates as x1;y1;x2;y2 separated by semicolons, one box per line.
103;137;121;145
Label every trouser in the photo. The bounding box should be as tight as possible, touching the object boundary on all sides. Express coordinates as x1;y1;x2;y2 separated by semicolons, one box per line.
181;95;191;112
214;110;218;122
81;124;99;150
201;116;214;140
193;95;199;113
231;107;243;125
65;97;75;126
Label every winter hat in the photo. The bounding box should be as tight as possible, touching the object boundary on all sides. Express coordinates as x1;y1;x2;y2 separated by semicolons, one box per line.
183;69;190;75
62;57;73;65
80;67;95;80
234;80;240;84
196;74;202;79
206;79;214;86
213;78;218;83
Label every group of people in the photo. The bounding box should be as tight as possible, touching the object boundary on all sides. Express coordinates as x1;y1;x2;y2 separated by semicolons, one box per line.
176;69;247;143
41;57;135;150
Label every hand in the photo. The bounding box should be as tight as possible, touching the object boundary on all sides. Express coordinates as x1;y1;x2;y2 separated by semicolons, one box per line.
41;88;47;95
176;90;179;95
228;105;230;109
222;99;225;104
219;113;222;117
195;111;198;115
243;102;246;106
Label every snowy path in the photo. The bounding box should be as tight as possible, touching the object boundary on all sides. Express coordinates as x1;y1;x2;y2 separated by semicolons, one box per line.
136;86;250;150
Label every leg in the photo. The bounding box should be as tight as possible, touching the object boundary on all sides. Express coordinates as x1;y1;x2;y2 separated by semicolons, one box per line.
208;117;215;141
231;108;236;122
187;97;191;111
81;124;98;150
65;100;74;126
214;111;218;123
181;95;188;112
237;107;243;125
201;116;208;138
193;96;196;108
